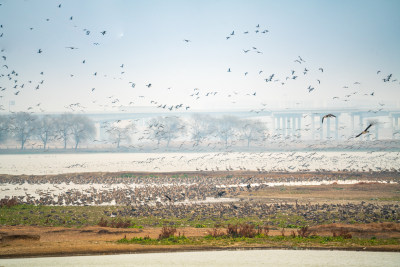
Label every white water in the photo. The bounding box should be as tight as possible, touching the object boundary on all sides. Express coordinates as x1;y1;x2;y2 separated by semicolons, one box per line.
1;249;399;267
0;151;399;175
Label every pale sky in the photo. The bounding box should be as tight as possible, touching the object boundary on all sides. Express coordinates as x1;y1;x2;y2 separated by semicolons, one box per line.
0;0;399;113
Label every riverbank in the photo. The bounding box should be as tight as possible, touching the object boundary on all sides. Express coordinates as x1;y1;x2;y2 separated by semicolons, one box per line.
1;223;400;258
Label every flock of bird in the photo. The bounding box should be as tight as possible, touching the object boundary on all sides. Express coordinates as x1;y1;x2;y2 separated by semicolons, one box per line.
0;2;399;144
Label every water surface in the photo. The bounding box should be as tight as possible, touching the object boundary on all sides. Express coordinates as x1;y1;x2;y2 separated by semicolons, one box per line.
1;249;399;267
0;151;399;175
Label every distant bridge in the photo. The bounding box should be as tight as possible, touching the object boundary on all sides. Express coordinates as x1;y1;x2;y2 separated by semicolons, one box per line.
85;108;400;141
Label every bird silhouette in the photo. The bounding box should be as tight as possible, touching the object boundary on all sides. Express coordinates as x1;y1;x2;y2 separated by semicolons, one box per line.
355;124;373;138
322;114;336;123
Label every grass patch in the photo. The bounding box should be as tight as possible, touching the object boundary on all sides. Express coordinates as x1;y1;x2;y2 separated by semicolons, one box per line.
1;204;398;228
118;234;400;248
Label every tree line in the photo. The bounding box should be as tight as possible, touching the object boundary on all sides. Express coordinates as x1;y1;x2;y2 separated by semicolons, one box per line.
0;113;95;150
0;112;268;150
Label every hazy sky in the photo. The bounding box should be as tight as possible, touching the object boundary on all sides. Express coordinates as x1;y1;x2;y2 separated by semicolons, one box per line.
0;0;399;113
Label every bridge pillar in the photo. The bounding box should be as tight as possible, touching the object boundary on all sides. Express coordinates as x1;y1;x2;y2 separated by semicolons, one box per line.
291;116;296;138
95;122;101;140
326;117;331;139
335;116;339;140
282;116;287;138
351;114;354;135
392;115;400;139
311;114;315;140
297;116;301;139
359;114;364;139
319;116;323;139
374;123;379;140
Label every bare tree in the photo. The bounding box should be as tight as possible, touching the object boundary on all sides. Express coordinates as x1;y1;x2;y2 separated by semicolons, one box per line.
215;115;240;148
70;115;95;150
147;117;165;148
0;115;9;145
240;119;267;147
9;112;37;149
162;116;184;147
56;113;73;149
147;116;184;148
36;115;55;150
107;121;135;148
190;114;214;146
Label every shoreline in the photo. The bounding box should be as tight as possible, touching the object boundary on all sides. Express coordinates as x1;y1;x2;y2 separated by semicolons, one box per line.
2;244;400;259
1;223;400;259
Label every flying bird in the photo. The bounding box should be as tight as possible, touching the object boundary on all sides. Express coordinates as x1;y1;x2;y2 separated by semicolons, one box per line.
322;114;336;123
355;124;373;138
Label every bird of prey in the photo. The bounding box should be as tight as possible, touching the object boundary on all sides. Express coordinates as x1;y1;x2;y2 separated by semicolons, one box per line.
322;114;336;123
100;30;106;35
146;83;152;88
37;49;42;53
355;124;373;138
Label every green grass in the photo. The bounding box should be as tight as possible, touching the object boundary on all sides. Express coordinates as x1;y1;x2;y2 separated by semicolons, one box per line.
0;204;398;228
117;234;400;248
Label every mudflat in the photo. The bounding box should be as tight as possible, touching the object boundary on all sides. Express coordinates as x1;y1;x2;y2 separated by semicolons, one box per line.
1;171;399;258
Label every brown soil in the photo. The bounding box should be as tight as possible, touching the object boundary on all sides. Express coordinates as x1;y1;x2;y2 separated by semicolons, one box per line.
1;223;400;258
